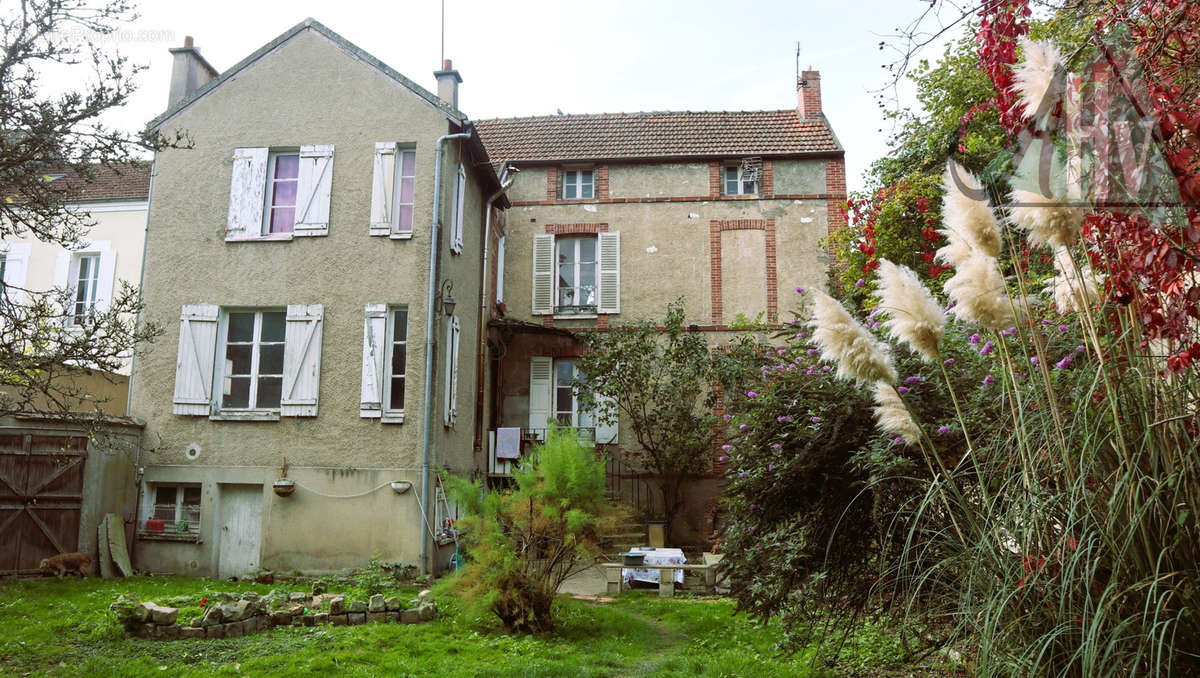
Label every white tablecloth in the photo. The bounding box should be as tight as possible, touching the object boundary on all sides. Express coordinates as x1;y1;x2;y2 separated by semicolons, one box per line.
622;547;685;584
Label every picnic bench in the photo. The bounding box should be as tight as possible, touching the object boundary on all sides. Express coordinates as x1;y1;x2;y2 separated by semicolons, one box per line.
598;562;716;597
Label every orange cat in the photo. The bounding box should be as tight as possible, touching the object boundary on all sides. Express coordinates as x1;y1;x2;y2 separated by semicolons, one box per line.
39;552;91;577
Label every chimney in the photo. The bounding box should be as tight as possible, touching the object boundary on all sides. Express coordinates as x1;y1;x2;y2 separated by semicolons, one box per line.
167;36;219;107
797;69;822;119
434;59;463;110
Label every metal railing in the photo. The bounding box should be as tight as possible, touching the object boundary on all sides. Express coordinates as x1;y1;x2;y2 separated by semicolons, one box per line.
604;453;654;518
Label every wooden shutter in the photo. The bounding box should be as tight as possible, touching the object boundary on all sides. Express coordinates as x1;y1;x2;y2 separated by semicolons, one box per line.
280;304;323;417
597;231;621;314
172;304;219;415
93;241;116;313
294;145;334;236
451;164;466;254
52;251;70;291
359;304;387;418
594;394;619;444
528;357;553;431
369;142;397;236
226;147;269;240
496;235;506;303
1;243;30;303
444;315;461;426
531;234;554;315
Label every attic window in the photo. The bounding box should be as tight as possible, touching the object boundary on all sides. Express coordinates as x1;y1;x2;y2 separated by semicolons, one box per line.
43;173;67;182
559;167;594;200
723;158;761;196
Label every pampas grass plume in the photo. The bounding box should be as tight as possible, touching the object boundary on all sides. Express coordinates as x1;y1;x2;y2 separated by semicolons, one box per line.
874;381;920;444
808;290;898;385
1013;37;1064;129
942;162;1002;262
1009;187;1085;248
943;254;1015;330
875;259;945;362
1046;246;1101;313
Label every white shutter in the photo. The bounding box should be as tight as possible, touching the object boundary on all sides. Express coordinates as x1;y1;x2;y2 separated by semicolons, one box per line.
370;142;397;236
451;164;466;254
496;235;506;303
280;304;323;417
92;241;116;313
294;144;334;236
226;147;269;240
528;356;553;431
172;304;219;416
359;303;387;417
594;394;619;444
531;234;554;315
444;315;460;426
597;231;621;314
2;243;31;303
53;250;71;290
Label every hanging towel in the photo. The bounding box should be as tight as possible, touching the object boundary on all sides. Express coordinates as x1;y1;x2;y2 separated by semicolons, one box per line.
496;427;522;459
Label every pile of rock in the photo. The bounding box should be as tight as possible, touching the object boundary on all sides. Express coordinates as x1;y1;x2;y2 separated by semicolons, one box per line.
113;589;438;640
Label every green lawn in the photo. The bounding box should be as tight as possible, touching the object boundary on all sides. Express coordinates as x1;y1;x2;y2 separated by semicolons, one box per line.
0;576;925;677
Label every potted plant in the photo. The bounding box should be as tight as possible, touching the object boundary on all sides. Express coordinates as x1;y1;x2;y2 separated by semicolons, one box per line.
176;520;189;534
273;456;296;497
145;517;165;533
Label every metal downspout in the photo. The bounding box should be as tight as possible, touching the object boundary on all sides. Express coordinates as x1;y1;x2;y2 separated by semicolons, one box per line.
473;167;513;455
421;130;471;576
126;152;157;568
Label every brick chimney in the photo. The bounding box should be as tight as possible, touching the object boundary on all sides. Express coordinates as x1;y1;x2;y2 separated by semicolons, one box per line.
167;36;219;107
434;59;463;110
797;69;822;119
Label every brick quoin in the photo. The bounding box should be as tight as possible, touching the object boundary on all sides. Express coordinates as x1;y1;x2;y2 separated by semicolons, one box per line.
710;221;723;324
596;314;609;331
762;160;774;199
508;192;832;207
825;157;847;236
765;218;778;322
596;165;610;199
708;161;721;199
709;219;776;324
544;223;609;235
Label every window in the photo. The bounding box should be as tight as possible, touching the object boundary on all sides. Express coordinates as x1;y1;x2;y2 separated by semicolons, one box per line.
444;315;461;426
0;243;29;303
221;310;285;410
370;143;416;237
68;254;100;325
264;151;300;235
0;255;7;298
387;308;408;413
55;243;112;327
450;164;466;254
147;484;201;534
528;356;617;443
553;359;594;430
724;162;759;196
359;304;409;422
561;167;595;200
556;236;597;314
496;235;506;304
226;145;333;240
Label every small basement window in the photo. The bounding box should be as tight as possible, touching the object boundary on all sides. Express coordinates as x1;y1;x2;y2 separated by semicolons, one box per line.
141;484;202;541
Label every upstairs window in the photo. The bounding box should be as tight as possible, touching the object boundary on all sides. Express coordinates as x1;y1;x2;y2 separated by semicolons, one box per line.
221;310;286;410
553;359;594;430
54;242;113;327
724;159;760;196
226;145;334;240
560;167;594;200
370;143;417;237
264;151;300;235
532;232;620;316
556;236;597;314
69;254;101;325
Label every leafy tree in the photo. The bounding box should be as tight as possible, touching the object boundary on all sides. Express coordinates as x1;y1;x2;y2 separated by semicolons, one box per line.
0;0;175;419
575;300;717;542
442;426;616;633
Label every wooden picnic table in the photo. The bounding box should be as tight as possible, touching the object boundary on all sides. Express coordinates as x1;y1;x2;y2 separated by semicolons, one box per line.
598;562;716;597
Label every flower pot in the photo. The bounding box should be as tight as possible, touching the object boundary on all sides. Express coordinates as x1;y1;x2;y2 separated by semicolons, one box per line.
145;517;164;533
272;479;296;497
620;552;646;566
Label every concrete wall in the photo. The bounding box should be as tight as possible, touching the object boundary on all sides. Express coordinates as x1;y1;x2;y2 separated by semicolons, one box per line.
608;162;708;199
130;28;488;575
772;159;826;195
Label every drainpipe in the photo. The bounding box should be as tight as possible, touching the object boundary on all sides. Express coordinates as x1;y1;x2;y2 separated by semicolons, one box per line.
473;166;514;454
126;152;157;568
420;129;471;576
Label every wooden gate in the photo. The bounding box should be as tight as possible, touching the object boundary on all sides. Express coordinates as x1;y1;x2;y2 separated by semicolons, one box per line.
0;434;88;573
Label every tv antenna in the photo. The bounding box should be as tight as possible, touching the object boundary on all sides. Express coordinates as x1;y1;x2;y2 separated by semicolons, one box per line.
440;0;445;64
795;42;801;83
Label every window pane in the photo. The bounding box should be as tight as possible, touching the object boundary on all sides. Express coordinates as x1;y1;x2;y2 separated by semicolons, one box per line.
391;345;406;376
558;240;576;264
182;486;201;506
564;183;576;199
226;345;252;375
397;205;413;232
579;237;596;263
269;207;295;234
274;154;299;179
259;344;284;375
228;312;254;342
261;312;286;342
399;176;414;204
389;377;405;410
556;388;573;415
557;360;575;382
743;179;756;194
154;485;175;505
392;311;408;341
256;376;282;409
400;151;416;175
224;377;250;409
271;180;297;208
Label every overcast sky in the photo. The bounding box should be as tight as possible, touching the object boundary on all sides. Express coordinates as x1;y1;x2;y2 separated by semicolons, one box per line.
78;0;966;193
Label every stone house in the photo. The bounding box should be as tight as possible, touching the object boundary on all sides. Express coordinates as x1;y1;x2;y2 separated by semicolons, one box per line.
474;72;845;543
128;19;505;577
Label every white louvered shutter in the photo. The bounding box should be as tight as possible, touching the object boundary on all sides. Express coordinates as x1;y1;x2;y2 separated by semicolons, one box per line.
443;316;461;426
451;164;466;254
280;304;323;417
294;145;334;236
226;147;269;240
531;234;554;315
360;304;387;417
528;356;553;431
370;142;397;236
1;243;30;304
496;235;506;303
172;304;219;415
597;231;621;314
594;394;619;444
93;241;116;313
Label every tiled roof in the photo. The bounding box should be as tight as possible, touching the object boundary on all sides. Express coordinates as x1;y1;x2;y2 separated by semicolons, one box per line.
475;110;841;163
52;162;152;202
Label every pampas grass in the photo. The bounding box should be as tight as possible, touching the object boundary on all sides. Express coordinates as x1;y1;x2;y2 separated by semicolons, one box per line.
1009;187;1085;248
939;162;1002;264
875;259;945;362
943;254;1015;330
1046;246;1101;313
873;380;920;444
809;290;898;385
1013;37;1065;129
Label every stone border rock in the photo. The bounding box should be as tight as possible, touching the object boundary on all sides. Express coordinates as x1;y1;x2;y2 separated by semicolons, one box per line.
113;590;437;640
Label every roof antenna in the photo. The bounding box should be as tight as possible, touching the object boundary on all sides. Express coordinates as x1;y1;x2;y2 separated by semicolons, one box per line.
440;0;445;65
795;42;801;84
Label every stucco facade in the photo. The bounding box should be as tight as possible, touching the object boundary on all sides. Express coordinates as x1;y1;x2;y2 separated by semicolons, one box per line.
129;21;500;576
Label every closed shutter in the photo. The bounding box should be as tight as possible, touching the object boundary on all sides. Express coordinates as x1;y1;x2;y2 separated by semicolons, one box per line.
294;145;334;236
531;234;554;315
226;147;269;240
597;231;621;314
172;304;219;415
93;241;116;313
594;394;619;444
528;356;553;431
444;315;461;426
52;251;70;291
1;243;30;303
280;304;323;416
359;303;387;418
496;235;506;303
451;164;466;254
369;142;397;236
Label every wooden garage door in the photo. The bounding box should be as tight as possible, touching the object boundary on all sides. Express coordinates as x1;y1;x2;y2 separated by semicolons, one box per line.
0;434;87;573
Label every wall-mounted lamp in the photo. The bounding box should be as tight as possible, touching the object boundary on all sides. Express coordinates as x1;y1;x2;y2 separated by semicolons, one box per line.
390;481;413;494
438;279;456;317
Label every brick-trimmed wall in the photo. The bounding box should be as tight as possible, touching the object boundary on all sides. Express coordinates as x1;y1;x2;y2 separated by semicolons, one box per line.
762;159;774;199
545;166;559;202
709;218;777;325
542;165;609;202
708;161;721;199
825;157;847;235
596;165;609;199
544;223;610;234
